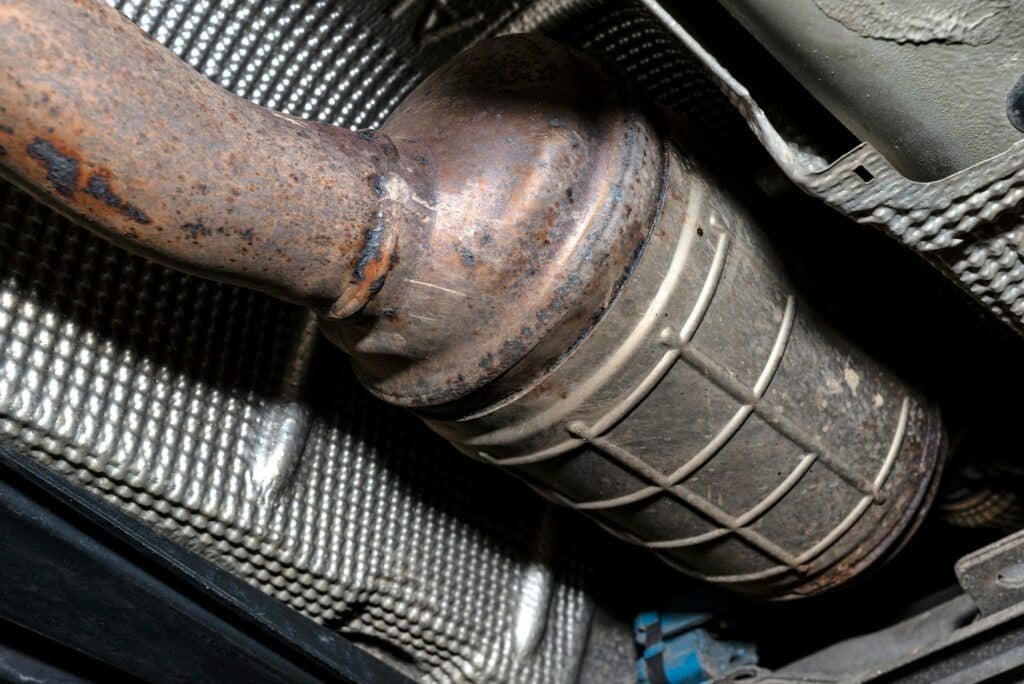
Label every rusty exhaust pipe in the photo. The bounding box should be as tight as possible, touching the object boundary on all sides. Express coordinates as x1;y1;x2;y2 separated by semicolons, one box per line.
0;0;942;598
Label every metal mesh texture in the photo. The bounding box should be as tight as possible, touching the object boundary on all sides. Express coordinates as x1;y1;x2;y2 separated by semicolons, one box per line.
0;1;625;681
507;0;739;133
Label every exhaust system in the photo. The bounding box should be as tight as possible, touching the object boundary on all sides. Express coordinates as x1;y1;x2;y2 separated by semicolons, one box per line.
0;0;942;597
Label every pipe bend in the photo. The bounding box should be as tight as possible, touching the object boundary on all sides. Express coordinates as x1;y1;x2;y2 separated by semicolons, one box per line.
0;0;422;315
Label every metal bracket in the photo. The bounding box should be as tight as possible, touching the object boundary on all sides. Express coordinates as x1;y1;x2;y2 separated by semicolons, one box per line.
641;0;1024;336
957;528;1024;617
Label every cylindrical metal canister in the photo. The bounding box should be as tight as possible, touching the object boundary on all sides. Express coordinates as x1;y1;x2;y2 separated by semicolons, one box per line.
424;143;943;598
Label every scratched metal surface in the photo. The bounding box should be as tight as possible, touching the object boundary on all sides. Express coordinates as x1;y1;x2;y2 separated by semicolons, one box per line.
0;1;622;681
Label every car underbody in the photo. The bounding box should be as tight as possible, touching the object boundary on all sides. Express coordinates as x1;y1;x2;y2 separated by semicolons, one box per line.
3;1;1024;682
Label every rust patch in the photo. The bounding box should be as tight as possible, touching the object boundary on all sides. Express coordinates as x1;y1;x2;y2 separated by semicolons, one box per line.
372;174;387;198
180;220;255;245
454;244;475;266
354;217;386;283
181;221;213;240
26;137;78;197
83;173;151;224
122;204;151;224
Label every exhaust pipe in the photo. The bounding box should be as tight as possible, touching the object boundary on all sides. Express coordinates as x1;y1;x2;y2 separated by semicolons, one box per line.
0;0;942;597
